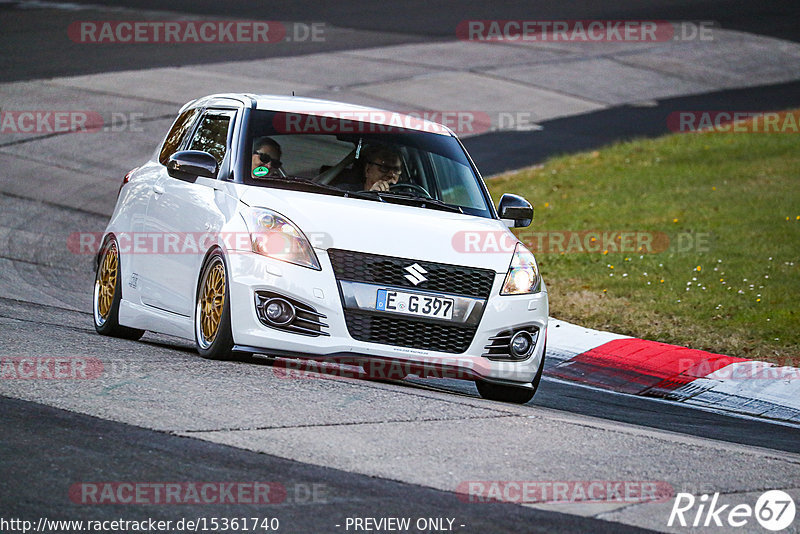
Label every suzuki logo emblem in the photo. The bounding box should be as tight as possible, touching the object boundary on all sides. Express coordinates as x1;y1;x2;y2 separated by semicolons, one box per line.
404;263;428;285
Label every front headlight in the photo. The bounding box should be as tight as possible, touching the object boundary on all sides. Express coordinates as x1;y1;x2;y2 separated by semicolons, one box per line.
241;207;321;270
501;242;541;295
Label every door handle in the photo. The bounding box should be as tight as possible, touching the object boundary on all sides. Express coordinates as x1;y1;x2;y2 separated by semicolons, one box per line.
152;184;165;195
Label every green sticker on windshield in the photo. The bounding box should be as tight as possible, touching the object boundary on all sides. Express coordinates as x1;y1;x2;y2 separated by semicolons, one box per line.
253;166;269;177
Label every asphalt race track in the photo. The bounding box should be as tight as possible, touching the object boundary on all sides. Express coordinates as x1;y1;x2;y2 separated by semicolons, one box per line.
3;0;798;81
1;1;799;533
1;397;652;533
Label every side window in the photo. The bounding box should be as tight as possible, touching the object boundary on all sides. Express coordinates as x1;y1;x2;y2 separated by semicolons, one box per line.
187;113;232;166
426;152;485;209
159;108;200;165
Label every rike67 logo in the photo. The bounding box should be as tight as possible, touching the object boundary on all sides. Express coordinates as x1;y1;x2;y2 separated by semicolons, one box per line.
669;490;795;531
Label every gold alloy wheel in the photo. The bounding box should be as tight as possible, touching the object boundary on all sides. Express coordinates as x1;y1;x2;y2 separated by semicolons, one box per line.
96;242;118;322
199;259;226;346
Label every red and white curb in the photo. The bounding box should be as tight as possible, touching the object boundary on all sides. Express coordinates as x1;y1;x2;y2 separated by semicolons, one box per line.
545;319;800;424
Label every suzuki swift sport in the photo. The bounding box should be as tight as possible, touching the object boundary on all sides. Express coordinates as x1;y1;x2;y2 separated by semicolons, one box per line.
93;94;548;403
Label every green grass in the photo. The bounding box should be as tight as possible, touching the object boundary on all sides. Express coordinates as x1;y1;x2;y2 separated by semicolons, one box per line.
487;112;800;364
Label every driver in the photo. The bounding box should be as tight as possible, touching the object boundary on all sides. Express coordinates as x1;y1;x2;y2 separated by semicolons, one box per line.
361;145;403;191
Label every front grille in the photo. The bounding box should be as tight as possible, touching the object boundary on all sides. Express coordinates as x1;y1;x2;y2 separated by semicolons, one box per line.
344;311;476;354
328;248;495;298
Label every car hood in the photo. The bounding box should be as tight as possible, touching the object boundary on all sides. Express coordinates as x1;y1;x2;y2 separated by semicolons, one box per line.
238;187;518;273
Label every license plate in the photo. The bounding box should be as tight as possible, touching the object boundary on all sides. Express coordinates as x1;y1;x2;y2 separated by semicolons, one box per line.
376;289;454;320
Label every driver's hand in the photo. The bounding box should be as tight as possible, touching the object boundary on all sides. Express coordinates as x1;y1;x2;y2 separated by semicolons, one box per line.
369;179;393;192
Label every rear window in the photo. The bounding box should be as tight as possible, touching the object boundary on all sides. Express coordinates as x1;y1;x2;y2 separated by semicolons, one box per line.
158;108;199;165
188;114;232;166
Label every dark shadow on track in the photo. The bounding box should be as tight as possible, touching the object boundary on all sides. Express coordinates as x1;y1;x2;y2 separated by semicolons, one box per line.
0;395;656;534
464;80;800;176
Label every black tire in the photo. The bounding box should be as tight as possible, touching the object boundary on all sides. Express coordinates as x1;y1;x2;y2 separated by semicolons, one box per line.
476;351;546;404
93;238;145;340
194;250;235;360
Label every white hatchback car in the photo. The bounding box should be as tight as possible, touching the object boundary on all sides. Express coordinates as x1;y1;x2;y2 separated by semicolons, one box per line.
93;94;548;403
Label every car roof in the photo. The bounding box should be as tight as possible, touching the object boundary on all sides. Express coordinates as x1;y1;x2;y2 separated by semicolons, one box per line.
184;93;454;136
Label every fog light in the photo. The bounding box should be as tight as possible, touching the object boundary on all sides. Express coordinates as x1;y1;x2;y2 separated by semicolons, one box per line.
510;331;534;358
264;298;295;326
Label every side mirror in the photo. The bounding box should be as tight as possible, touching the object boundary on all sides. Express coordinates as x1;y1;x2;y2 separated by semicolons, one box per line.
167;150;218;182
498;193;533;228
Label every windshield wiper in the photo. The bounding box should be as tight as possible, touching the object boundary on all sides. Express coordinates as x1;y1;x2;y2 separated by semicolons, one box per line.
256;175;376;199
358;191;464;213
258;175;334;190
254;177;461;211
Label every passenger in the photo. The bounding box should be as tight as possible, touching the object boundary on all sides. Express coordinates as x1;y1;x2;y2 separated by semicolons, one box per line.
251;137;283;178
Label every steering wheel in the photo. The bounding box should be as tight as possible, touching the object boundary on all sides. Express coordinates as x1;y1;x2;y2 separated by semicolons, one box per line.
389;182;432;198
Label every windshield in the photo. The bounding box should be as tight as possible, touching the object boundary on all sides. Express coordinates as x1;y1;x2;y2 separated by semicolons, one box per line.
244;110;493;218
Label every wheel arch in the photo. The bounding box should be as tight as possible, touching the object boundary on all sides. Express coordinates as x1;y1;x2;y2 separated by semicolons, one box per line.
95;232;131;303
195;245;228;301
94;232;117;271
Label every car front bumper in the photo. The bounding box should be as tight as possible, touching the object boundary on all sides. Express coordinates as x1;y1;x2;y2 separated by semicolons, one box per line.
226;250;548;386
